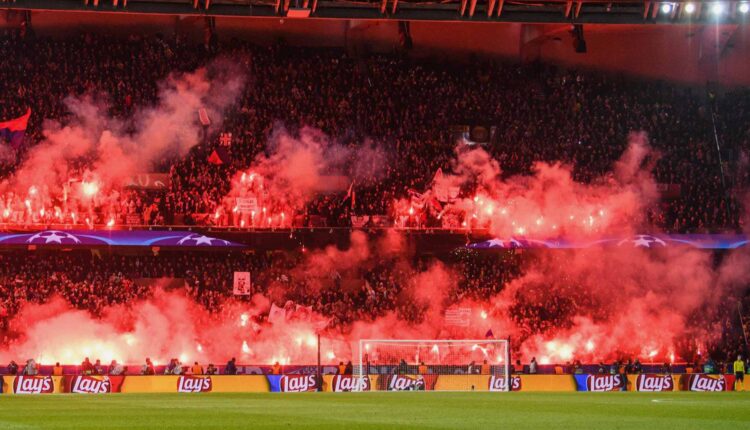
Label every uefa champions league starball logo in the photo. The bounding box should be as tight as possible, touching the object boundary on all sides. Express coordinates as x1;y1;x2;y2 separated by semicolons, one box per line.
176;233;230;246
618;234;667;248
26;230;82;245
482;238;527;248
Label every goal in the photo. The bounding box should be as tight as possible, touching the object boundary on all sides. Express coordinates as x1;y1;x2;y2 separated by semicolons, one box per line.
356;339;510;392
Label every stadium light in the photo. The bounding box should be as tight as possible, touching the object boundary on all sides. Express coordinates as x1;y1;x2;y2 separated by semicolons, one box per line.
684;2;695;13
661;3;672;14
740;2;750;13
711;2;725;14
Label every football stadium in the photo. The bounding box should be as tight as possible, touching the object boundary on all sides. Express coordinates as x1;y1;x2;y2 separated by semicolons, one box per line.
0;0;749;428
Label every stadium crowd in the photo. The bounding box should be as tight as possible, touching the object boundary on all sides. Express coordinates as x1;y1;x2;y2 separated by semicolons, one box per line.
0;250;745;368
0;30;745;232
0;29;747;372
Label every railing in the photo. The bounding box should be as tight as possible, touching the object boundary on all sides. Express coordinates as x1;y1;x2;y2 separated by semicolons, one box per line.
0;222;490;234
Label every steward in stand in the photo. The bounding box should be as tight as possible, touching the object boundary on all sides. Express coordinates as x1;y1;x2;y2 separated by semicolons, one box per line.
225;357;238;375
733;355;745;391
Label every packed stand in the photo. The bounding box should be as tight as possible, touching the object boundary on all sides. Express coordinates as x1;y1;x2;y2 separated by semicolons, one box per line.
0;250;746;365
0;30;746;232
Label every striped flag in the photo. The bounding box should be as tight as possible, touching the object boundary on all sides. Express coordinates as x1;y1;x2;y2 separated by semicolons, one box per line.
0;108;30;149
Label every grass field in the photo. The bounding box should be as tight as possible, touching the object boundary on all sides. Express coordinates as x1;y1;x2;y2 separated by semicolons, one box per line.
1;392;749;429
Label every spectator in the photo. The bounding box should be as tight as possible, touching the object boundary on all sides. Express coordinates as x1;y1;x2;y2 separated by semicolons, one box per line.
225;357;237;375
23;358;38;375
398;359;408;375
633;358;642;374
529;357;538;374
108;360;124;376
81;357;94;375
481;360;490;375
94;359;104;375
141;358;155;375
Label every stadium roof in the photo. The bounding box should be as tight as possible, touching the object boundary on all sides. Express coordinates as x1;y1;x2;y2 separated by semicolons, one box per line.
5;0;750;24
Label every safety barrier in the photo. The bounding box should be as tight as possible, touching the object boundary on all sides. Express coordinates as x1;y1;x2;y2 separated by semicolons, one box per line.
0;374;743;395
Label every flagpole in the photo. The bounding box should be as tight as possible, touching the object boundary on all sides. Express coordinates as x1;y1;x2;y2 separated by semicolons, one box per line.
316;332;322;392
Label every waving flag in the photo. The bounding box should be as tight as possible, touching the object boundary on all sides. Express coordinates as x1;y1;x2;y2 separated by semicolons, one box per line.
343;181;355;208
268;303;287;324
0;108;30;149
207;147;230;165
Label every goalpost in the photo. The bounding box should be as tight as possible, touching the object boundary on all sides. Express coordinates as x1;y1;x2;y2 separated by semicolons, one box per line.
356;339;510;392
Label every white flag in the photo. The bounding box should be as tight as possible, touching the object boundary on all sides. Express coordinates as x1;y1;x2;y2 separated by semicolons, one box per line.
233;272;252;295
268;303;287;324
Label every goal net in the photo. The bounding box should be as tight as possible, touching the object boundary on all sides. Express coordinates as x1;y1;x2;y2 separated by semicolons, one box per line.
356;339;510;392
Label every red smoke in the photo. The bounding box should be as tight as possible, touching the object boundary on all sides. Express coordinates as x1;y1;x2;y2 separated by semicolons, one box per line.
216;126;386;228
0;58;245;225
0;103;746;366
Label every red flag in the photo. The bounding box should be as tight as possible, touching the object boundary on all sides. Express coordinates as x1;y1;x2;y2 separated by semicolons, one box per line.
207;150;223;165
198;108;211;126
0;108;31;149
343;181;355;208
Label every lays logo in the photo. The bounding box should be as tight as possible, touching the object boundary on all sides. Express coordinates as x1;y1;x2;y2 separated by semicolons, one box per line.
488;375;522;392
635;374;674;392
280;375;317;392
688;374;726;392
586;374;624;392
331;375;371;392
387;375;426;391
13;376;54;394
177;376;213;393
71;375;112;394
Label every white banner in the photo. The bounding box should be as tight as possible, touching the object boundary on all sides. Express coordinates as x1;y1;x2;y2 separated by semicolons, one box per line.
444;307;471;327
235;197;258;214
233;272;252;295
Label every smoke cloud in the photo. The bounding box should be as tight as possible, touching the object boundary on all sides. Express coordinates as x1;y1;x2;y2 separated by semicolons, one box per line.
0;129;747;367
403;132;658;238
218;126;387;226
1;58;246;219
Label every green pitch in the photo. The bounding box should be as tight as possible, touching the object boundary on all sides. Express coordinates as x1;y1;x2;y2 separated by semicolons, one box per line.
1;392;749;429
